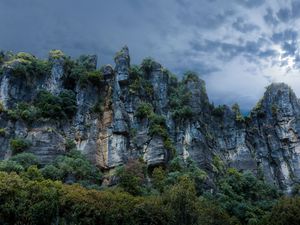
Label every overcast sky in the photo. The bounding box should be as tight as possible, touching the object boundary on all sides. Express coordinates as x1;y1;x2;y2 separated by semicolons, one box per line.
1;0;300;112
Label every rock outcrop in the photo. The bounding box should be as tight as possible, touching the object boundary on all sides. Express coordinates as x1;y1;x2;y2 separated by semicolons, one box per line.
0;47;299;192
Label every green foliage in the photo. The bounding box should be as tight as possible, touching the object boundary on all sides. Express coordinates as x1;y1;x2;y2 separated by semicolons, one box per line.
35;90;62;119
252;100;266;118
10;56;51;81
169;82;193;121
116;159;146;196
152;167;166;193
10;153;40;170
0;172;60;225
0;160;24;173
212;155;225;174
65;138;76;151
0;52;4;65
21;165;44;181
42;150;102;186
77;55;97;71
128;65;154;97
232;103;244;123
79;70;103;86
49;49;65;59
92;97;104;114
216;169;280;224
263;197;300;225
58;90;77;118
135;102;153;119
0;101;4;113
212;105;225;117
141;57;156;74
34;89;77;120
63;57;102;89
40;164;63;181
0;163;285;225
182;71;200;83
0;128;6;137
149;114;168;137
10;138;31;155
7;102;40;123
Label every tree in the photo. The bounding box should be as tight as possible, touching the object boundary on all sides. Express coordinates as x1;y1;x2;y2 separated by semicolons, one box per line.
263;197;300;225
163;176;199;225
10;153;40;169
152;167;166;193
117;159;146;195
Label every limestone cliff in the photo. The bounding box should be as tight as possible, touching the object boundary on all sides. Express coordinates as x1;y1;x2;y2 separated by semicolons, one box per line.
0;47;299;192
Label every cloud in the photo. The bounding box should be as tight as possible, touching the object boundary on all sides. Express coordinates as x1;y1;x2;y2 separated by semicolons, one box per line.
235;0;265;8
276;8;292;22
232;17;260;33
1;0;300;111
263;8;279;26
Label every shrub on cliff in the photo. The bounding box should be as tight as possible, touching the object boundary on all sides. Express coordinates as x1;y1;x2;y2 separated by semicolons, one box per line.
182;71;199;83
168;81;193;121
34;89;76;120
141;57;156;74
135;102;153;119
10;56;51;80
10;138;31;155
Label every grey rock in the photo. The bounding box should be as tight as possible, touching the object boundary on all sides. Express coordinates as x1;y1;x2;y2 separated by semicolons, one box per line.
114;46;130;84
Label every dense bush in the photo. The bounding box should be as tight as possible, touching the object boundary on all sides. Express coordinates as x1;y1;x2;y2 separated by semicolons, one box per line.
263;197;300;225
141;57;156;74
10;153;40;170
80;70;103;86
168;80;193;121
10;55;51;80
63;57;103;89
212;105;225;117
0;128;6;137
0;154;290;225
216;168;280;224
128;65;154;97
34;90;77;120
135;102;153;119
7;102;40;123
116;159;146;195
182;71;200;83
0;160;24;173
41;150;102;187
10;138;31;155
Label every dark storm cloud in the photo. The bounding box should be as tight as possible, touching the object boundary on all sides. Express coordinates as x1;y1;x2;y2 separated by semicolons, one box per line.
1;0;300;111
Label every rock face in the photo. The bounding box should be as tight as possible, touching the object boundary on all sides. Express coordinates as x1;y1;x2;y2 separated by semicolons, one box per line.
0;47;300;192
246;83;300;192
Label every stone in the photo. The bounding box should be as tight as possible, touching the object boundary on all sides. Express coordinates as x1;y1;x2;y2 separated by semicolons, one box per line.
114;46;130;84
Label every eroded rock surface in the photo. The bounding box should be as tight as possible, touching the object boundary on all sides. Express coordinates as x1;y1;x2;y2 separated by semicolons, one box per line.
0;48;299;192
